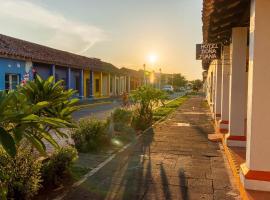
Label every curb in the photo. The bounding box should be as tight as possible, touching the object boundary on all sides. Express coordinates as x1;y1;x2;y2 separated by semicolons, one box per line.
221;137;249;200
78;101;113;109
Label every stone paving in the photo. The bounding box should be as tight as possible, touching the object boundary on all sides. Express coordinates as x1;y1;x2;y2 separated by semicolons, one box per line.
63;96;240;200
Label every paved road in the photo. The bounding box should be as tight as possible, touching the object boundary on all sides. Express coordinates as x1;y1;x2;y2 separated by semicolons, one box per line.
72;101;121;121
72;92;186;121
62;96;240;200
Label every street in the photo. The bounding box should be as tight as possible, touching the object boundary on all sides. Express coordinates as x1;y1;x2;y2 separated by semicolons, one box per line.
72;101;121;121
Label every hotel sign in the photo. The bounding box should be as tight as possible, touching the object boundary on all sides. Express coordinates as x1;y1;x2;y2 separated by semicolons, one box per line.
196;43;221;60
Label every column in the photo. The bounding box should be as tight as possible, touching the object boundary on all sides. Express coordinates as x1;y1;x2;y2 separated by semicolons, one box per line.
128;76;131;93
51;64;56;83
89;70;94;98
67;67;71;89
108;73;111;96
79;69;84;97
226;27;248;147
218;46;230;133
114;75;117;96
100;72;103;96
214;60;222;122
240;0;270;191
124;76;127;92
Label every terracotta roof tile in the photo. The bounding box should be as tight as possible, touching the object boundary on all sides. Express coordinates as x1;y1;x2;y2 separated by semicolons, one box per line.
0;34;101;69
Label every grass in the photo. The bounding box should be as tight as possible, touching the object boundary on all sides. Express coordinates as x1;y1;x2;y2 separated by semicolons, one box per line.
153;95;189;121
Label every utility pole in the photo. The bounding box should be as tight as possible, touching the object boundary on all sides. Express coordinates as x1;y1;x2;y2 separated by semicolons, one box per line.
143;64;146;85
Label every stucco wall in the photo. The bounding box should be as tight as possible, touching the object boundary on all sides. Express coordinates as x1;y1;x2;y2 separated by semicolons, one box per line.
0;58;26;90
102;73;108;96
55;66;68;88
94;72;101;97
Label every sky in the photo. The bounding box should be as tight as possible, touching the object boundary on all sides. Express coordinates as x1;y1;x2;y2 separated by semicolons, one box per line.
0;0;203;80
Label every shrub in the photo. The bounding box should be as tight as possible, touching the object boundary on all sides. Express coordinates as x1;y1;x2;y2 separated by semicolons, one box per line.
131;86;168;131
111;108;133;132
112;108;133;125
41;146;78;187
71;119;110;152
0;76;78;158
0;146;42;200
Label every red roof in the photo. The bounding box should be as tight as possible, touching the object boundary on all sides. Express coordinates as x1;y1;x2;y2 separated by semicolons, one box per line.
0;34;101;69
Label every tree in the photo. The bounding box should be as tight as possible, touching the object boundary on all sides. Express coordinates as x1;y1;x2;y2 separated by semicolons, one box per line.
166;73;188;89
190;79;203;91
0;76;79;157
131;86;168;130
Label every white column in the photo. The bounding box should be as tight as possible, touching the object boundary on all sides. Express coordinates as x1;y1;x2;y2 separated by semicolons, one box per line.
124;76;127;92
128;76;131;93
218;46;230;133
240;0;270;191
114;75;117;96
214;60;222;121
108;73;111;96
226;27;248;147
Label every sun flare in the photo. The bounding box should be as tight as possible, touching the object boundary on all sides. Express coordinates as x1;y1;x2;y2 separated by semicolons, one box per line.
148;53;158;64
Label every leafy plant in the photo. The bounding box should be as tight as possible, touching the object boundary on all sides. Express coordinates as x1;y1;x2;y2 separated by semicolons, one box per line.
0;75;79;157
112;108;133;125
71;119;110;152
111;108;133;132
41;146;78;186
131;86;168;130
0;145;42;200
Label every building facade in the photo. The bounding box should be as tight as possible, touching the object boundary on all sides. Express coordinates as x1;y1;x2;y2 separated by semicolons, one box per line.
0;34;142;98
202;0;270;194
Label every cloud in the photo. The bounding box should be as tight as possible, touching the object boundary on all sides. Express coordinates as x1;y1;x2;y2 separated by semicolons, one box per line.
0;0;106;54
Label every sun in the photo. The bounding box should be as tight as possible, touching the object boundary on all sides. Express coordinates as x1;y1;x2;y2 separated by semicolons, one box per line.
148;53;158;64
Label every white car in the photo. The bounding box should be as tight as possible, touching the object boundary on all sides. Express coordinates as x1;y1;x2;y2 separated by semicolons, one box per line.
162;85;174;92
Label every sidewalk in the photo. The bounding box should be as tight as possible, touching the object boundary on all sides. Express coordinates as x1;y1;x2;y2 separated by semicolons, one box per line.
62;96;240;200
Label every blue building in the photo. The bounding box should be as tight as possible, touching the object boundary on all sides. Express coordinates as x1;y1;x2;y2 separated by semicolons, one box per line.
0;34;139;98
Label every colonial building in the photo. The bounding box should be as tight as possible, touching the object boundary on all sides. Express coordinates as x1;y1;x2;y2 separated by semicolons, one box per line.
0;34;141;98
202;0;270;196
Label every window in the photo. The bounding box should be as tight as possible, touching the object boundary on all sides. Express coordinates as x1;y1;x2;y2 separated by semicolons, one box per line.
5;74;20;91
95;79;100;92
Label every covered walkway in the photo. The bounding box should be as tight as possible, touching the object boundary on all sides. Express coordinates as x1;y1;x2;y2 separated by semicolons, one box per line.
62;96;239;200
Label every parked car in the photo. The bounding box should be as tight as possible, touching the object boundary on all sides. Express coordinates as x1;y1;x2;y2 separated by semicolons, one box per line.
162;85;174;92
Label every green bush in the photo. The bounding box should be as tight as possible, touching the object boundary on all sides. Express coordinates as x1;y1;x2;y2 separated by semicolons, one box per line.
131;86;168;131
0;146;42;200
71;119;110;152
112;108;133;125
131;111;151;131
112;108;133;132
41;146;78;187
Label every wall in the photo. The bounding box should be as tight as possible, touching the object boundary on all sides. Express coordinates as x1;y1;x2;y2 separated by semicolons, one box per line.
34;63;51;79
70;69;80;94
102;73;108;96
55;66;67;89
93;71;101;97
0;57;26;90
84;70;90;97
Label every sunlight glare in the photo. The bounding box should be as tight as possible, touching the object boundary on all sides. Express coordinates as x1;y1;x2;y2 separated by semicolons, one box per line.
148;53;158;64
